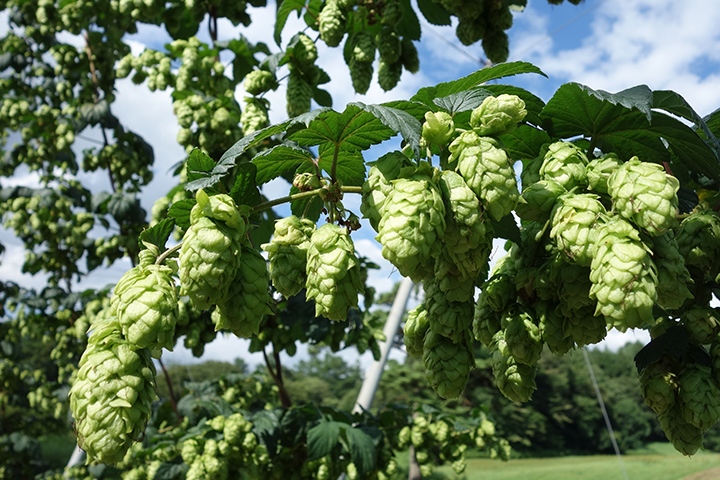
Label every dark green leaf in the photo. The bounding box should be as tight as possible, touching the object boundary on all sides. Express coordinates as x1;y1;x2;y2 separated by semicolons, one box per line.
433;88;493;114
412;62;546;107
397;0;421;40
252;409;282;457
677;186;699;214
313;87;333;108
249;207;276;248
349;102;421;158
260;52;285;73
164;5;200;39
139;218;175;251
253;143;314;185
416;0;452;25
168;198;196;230
318;150;366;187
230;163;262;206
704;107;720;139
307;421;341;460
490;214;521;245
275;0;306;46
654;90;720;155
186;149;216;183
500;124;550;162
107;192;146;224
344;426;376;476
91;191;112;213
79;100;111;127
152;462;188;480
381;100;431;122
634;326;690;373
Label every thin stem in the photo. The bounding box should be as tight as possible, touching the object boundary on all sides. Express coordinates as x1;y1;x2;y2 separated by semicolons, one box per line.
586;136;598;159
155;242;182;265
158;358;182;422
249;188;324;214
263;347;293;408
330;144;340;183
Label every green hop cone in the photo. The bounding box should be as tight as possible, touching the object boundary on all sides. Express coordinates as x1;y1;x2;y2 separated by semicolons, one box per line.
111;256;178;356
566;305;607;347
501;306;543;366
586;153;622;195
472;291;502;347
481;271;516;312
69;321;157;465
422;331;473;399
179;190;246;310
444;223;492;281
400;37;419;73
456;16;485;46
240;97;269;136
432;251;476;302
589;217;657;331
349;59;373;95
678;363;720;431
262;215;316;298
482;29;509;64
451;132;519;221
376;26;401;63
682;308;720;345
318;0;346;47
376;165;445;282
424;277;474;343
360;151;414;231
243;70;278;96
422;111;455;147
213;245;272;338
676;210;720;278
652;233;693;310
291;32;318;68
439;170;486;247
539;141;589;191
537;301;574;356
552;260;594;316
377;58;402;92
549;193;606;267
470;94;527;137
659;404;704;456
306;223;364;321
608;157;680;236
515;179;566;222
404;303;430;357
639;359;678;416
491;332;538;402
352;32;376;62
286;70;313;118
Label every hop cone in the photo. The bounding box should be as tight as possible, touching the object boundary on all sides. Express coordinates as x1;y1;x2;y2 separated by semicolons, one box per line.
566;305;607;347
456;16;485;46
69;321;157;464
404;303;430;357
470;94;527;137
433;251;476;302
292;32;318;68
400;37;419;73
481;272;515;313
678;363;720;430
349;59;373;94
608;157;680;236
491;332;538;402
652;233;693;310
240;97;269;136
352;32;376;62
361;151;413;231
676;210;720;278
539;141;589;191
243;70;278;96
112;253;178;356
422;111;455;147
422;331;473;399
549;193;606;267
378;58;402;92
482;29;509;64
451;132;519;221
639;360;677;416
318;0;346;47
306;223;364;321
444;222;492;282
472;291;502;347
586;153;621;194
439;170;485;249
376;167;445;282
286;71;313;117
589;217;657;331
682;308;720;345
376;26;401;63
262;215;316;298
537;301;574;356
213;246;272;338
515;179;565;222
539;253;594;315
659;404;704;456
424;277;474;343
179;190;246;310
501;306;543;366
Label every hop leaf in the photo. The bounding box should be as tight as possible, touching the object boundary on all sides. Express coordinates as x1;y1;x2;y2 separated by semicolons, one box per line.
422;331;473;399
69;321;157;465
306;223;364;321
470;94;527;137
262;215;316;298
608;157;680;236
404;303;429;357
539;141;589;191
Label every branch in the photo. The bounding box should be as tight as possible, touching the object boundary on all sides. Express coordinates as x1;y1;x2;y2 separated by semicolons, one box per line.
158;357;182;422
263;347;293;408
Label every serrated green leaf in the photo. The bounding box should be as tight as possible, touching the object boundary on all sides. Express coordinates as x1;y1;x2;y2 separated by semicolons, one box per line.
139;218;175;251
500;124;550;161
634;325;689;373
433;88;493;114
289;179;323;222
381;100;431;122
253;143;314;185
275;0;306;46
152;462;188;480
654;90;720;157
318;150;366;186
344;426;376;476
231;163;262;206
397;0;421;40
307;421;341;460
416;0;452;25
168;198;195;230
704;107;720;139
349;102;421;158
107;192;145;224
412;62;546;108
490;214;521;245
252;409;282;457
186;149;216;183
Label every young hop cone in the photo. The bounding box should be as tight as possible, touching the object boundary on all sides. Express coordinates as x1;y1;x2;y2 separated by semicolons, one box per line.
539;141;589;191
376;164;445;282
676;210;720;279
424;276;474;343
179;190;247;310
549;193;606;267
472;291;502;347
450;131;519;221
501;306;543;366
515;179;566;222
261;215;316;298
639;360;678;416
678;363;720;431
318;0;346;47
360;151;414;231
490;331;538;402
69;321;157;465
586;153;622;195
422;331;474;399
306;223;364;321
438;170;486;251
111;247;178;357
422;111;455;146
470;94;527;137
213;245;272;338
537;301;574;357
589;216;658;331
404;303;430;357
608;157;680;236
652;233;694;310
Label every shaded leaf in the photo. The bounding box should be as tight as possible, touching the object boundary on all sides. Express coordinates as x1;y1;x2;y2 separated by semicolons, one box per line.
381;100;431;122
275;0;306;46
344;426;376;476
349;102;421;158
307;421;341;460
417;0;452;25
230;163;262;206
634;325;690;373
186;149;215;183
433;88;493;114
490;214;521;245
139;218;174;251
397;0;421;40
168;199;196;230
318;150;366;187
313;87;333;108
107;192;145;224
153;462;188;480
500;124;550;162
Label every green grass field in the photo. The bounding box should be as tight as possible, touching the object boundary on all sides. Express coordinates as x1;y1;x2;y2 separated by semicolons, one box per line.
437;443;720;480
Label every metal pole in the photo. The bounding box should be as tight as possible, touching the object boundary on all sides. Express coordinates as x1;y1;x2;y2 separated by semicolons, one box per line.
64;444;85;477
352;276;414;413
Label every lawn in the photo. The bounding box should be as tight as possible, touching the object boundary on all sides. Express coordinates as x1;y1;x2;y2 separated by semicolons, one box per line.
437;443;720;480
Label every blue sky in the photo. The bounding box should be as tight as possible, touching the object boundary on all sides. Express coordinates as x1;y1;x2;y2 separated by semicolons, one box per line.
2;0;720;366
